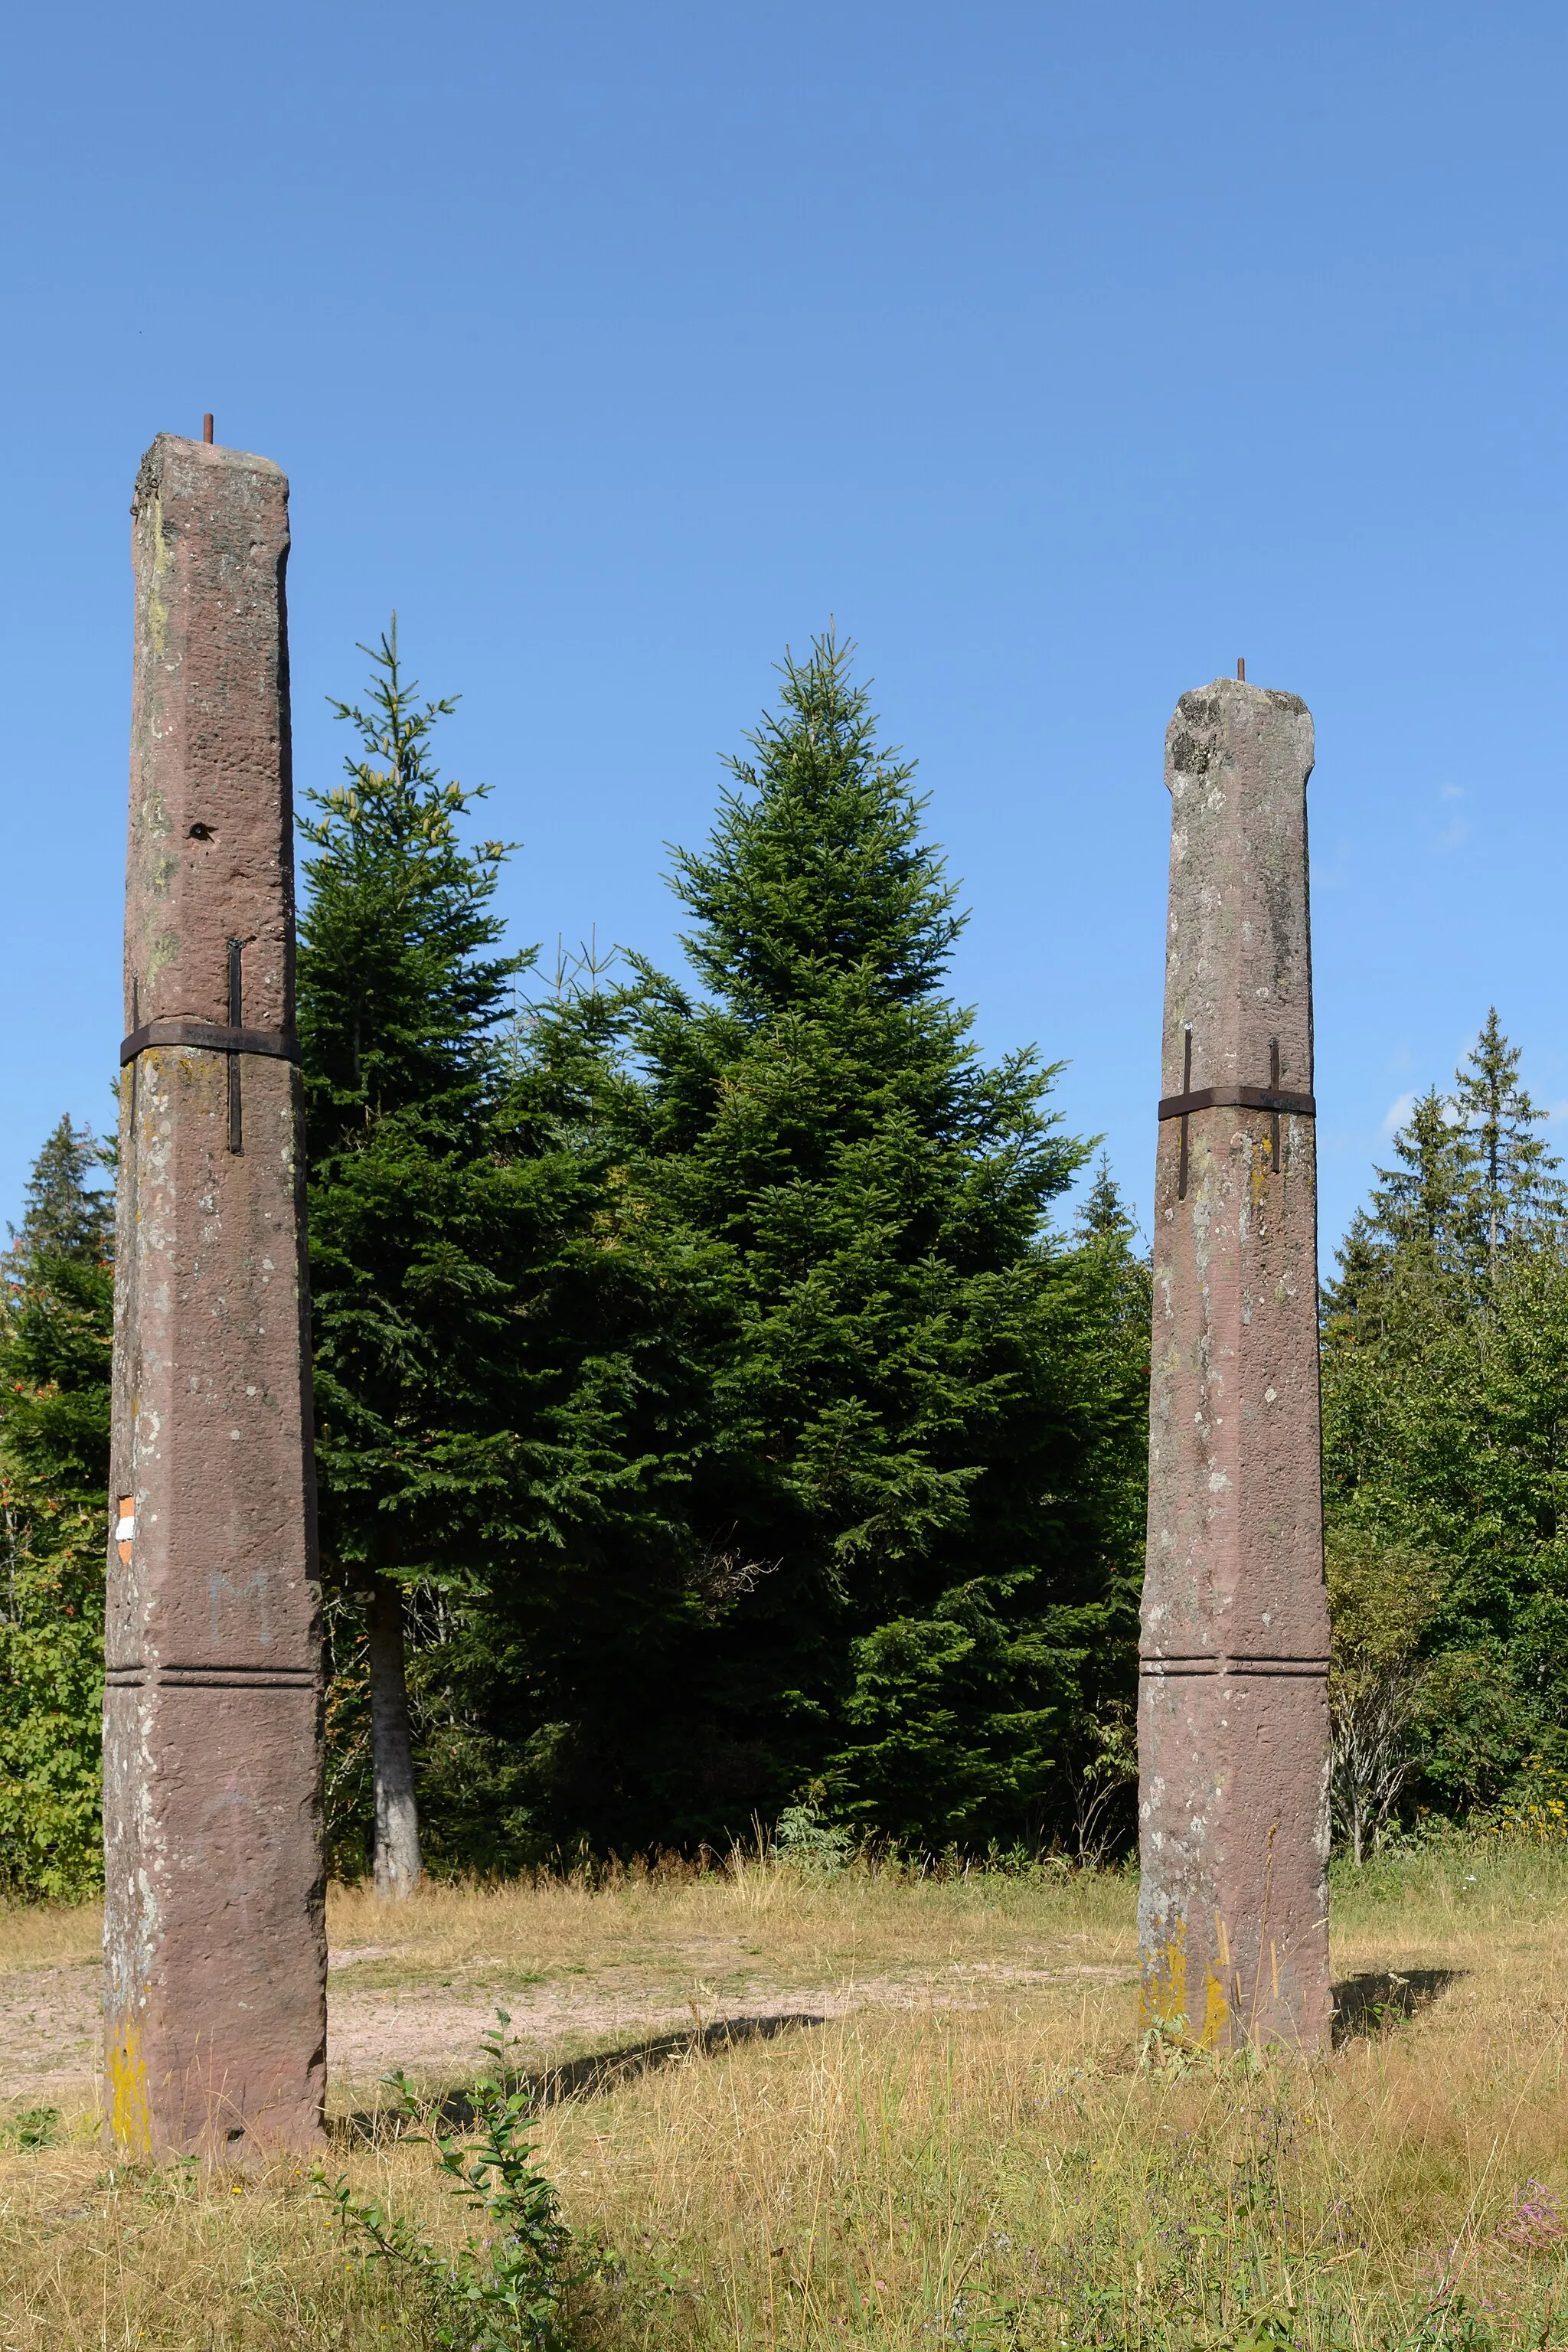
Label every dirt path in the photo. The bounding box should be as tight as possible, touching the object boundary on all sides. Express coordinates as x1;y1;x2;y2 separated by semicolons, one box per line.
0;1945;1135;2113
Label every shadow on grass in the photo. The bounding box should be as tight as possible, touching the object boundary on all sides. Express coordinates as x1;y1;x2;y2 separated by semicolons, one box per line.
1331;1968;1465;2047
334;2011;827;2145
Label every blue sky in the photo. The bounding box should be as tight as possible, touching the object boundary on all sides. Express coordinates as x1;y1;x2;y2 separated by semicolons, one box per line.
3;1;1565;1254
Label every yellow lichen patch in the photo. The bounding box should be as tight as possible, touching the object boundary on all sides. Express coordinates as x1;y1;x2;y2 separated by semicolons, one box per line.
1250;1130;1274;1210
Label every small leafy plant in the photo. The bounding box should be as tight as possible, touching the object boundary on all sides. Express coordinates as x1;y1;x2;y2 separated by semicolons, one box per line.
0;2104;59;2151
314;2013;578;2350
772;1800;854;1875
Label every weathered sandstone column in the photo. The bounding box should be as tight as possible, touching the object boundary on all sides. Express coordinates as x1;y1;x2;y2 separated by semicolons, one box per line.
1138;675;1331;2053
105;433;326;2156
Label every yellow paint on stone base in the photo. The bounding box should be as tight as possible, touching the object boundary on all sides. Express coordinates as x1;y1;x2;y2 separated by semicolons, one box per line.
1138;1919;1233;2049
107;2022;152;2156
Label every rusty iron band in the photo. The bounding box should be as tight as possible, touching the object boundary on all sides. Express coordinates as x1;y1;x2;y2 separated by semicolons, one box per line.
119;1018;300;1067
1158;1084;1315;1122
1139;1655;1329;1678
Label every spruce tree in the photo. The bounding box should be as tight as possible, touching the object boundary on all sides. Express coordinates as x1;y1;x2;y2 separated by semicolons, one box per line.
1370;1087;1472;1256
1322;1088;1472;1345
302;627;740;1876
1452;1008;1563;1276
1325;1021;1565;1344
569;632;1148;1850
299;624;531;1893
0;1118;113;1895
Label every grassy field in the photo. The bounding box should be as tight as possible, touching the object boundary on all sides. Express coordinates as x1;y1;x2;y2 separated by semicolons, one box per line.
0;1841;1565;2349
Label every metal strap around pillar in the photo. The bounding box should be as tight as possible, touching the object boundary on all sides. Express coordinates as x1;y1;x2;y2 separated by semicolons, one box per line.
1157;1082;1317;1120
1161;1039;1315;1193
118;1020;299;1064
119;945;286;1158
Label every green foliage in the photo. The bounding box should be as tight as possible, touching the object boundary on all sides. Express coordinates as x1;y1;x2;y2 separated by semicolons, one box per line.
1328;1011;1565;1338
299;619;534;1602
1488;1756;1568;1844
1327;1530;1443;1673
0;620;1146;1882
1452;1006;1565;1272
0;2105;59;2152
315;2015;579;2350
513;631;1151;1853
302;629;723;1871
771;1798;855;1873
303;623;521;1138
0;1117;112;1898
1322;1014;1568;1828
299;624;547;1866
1326;1531;1443;1864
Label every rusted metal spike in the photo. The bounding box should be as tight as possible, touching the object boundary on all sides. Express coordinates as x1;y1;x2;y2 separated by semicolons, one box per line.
1178;1026;1192;1199
227;938;243;1154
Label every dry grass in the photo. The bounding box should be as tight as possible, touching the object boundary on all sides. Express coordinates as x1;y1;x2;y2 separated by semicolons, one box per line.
322;1852;1135;1984
0;1898;100;1974
1;1844;1565;2347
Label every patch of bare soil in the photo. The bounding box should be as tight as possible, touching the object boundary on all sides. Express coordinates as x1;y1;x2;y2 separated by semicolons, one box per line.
0;1966;100;2102
0;1944;1133;2115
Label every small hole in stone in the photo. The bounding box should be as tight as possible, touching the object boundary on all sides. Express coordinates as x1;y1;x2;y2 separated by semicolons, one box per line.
189;823;214;841
226;2125;245;2141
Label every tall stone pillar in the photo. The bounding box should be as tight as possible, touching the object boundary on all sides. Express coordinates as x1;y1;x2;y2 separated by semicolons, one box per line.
1138;675;1331;2053
104;433;327;2157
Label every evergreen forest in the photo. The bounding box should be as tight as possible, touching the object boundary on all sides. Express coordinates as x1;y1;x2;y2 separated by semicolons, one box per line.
2;630;1561;1898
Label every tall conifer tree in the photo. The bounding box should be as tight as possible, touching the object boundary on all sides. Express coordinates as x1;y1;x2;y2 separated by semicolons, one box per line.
1452;1008;1563;1276
0;1119;113;1895
299;625;531;1893
561;632;1148;1848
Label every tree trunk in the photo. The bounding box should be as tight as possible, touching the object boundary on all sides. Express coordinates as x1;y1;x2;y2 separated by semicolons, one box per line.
366;1575;422;1899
